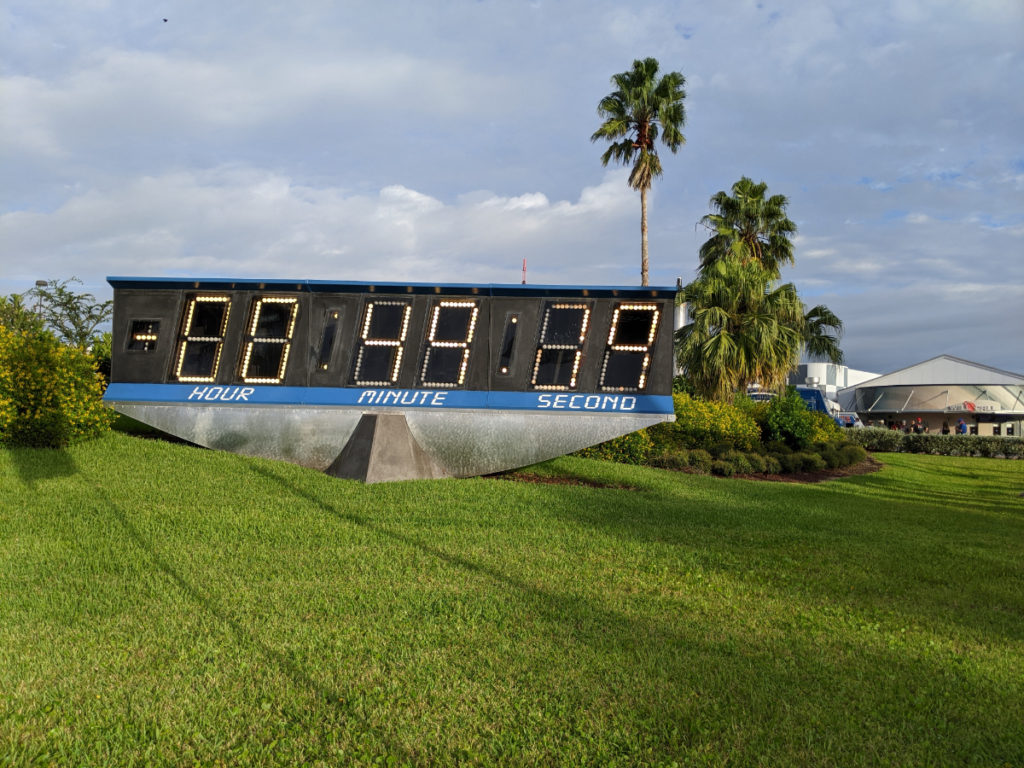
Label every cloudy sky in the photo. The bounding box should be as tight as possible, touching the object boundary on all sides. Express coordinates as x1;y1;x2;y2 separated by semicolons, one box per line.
2;0;1022;374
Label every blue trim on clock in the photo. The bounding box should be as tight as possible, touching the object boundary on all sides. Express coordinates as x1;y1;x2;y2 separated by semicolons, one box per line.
104;383;674;415
106;277;678;300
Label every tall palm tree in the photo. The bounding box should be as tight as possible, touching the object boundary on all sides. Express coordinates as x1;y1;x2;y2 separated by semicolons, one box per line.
676;177;844;399
592;58;686;286
698;177;796;277
675;256;805;400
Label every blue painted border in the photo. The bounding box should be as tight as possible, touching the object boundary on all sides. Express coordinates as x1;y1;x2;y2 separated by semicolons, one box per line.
106;276;677;299
104;383;674;415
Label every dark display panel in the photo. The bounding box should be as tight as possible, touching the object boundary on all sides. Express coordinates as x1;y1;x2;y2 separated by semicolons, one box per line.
531;303;590;390
111;281;675;395
420;301;479;386
599;303;660;392
239;297;299;384
351;301;411;386
173;296;231;382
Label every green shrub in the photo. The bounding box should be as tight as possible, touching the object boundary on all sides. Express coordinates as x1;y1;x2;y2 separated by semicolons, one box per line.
649;448;689;470
809;411;843;443
648;392;761;453
848;428;1024;458
721;450;753;474
795;452;827;472
774;452;800;474
575;429;653;465
745;452;767;474
710;459;735;477
708;440;734;458
0;326;113;448
759;387;817;449
91;331;112;385
838;443;867;466
763;454;782;474
848;427;902;452
688;449;713;473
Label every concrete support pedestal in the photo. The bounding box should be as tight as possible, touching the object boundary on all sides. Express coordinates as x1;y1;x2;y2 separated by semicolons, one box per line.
326;413;449;483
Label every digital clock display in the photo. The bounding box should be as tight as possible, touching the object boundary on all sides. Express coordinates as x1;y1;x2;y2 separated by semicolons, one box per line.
104;278;677;480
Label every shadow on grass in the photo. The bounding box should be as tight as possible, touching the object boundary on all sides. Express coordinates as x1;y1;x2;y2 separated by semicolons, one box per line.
9;446;77;489
88;482;417;765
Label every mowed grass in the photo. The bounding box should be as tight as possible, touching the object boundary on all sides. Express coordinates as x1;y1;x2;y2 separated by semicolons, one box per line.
1;433;1022;767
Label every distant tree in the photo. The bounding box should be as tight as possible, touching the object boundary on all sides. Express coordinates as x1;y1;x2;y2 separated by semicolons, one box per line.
802;304;844;365
676;178;843;399
0;293;46;335
30;278;112;348
592;57;686;286
698;176;796;277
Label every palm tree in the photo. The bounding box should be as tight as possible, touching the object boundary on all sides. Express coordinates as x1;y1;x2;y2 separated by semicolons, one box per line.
676;177;844;399
698;177;796;277
675;257;805;399
802;304;844;364
592;58;686;286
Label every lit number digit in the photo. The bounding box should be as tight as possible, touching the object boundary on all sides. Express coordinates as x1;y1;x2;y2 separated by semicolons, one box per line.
173;296;230;382
127;320;160;351
599;303;660;392
531;303;590;390
351;301;411;386
239;297;299;384
420;301;479;387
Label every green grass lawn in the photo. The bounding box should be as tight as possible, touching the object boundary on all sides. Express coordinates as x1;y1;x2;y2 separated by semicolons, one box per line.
1;432;1022;767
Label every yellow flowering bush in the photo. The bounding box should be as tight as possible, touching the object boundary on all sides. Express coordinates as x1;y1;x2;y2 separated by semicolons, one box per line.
0;326;113;448
649;392;761;452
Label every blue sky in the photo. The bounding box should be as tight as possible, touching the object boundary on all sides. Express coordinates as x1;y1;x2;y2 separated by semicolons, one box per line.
2;0;1022;374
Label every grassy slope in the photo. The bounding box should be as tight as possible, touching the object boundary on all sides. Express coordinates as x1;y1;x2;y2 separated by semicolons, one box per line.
1;432;1022;767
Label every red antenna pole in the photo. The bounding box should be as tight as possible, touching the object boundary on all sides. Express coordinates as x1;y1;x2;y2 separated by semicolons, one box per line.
521;257;527;284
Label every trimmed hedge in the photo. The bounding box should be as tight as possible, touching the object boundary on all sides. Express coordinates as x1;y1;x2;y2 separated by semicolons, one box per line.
848;427;1024;458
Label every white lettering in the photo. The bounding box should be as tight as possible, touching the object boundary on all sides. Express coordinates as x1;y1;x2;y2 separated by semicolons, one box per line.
188;386;208;400
621;396;636;411
238;388;254;401
219;387;237;401
584;395;601;409
382;391;401;405
358;390;376;404
400;391;420;405
569;395;583;409
537;394;552;408
603;396;618;410
431;391;448;406
206;387;223;401
553;394;568;409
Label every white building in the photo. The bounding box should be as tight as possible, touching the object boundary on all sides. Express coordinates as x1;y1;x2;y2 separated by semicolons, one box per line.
836;355;1024;436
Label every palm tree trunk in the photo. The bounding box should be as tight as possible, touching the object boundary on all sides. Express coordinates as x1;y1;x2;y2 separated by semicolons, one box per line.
640;186;649;286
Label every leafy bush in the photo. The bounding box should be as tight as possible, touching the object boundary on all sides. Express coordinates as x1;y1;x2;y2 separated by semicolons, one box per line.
809;411;843;443
795;452;827;472
710;459;735;477
91;331;112;385
688;449;713;473
763;454;782;474
721;450;753;474
648;392;761;453
838;444;867;466
745;452;768;474
575;429;653;465
759;387;817;449
649;449;690;470
848;428;1024;458
0;326;113;448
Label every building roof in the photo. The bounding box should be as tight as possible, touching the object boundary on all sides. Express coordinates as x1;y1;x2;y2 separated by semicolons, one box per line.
840;355;1024;390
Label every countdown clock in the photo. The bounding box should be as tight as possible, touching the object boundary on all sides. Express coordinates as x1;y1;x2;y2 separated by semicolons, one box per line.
103;277;677;481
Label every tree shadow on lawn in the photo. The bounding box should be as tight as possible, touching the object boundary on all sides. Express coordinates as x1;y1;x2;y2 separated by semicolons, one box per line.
84;481;418;765
66;458;1024;765
524;463;1024;646
8;446;77;489
230;463;1024;764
